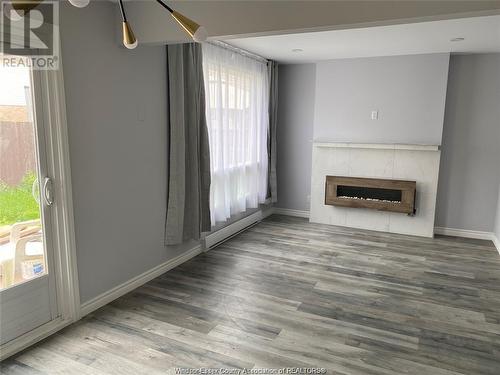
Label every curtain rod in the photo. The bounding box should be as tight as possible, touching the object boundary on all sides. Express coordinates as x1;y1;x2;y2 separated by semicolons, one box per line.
207;40;269;64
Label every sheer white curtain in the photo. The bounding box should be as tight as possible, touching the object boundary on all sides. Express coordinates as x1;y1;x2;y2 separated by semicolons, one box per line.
202;43;269;225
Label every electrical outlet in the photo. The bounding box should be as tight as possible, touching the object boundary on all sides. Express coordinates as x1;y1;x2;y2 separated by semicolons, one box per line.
371;110;379;120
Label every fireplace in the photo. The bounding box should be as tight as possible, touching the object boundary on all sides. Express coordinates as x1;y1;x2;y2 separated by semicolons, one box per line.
311;143;440;237
325;176;416;214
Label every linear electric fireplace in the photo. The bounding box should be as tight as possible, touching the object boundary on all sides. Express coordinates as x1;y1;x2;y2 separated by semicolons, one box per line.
325;176;416;214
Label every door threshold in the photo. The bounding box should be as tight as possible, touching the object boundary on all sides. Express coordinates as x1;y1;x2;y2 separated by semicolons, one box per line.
0;316;74;361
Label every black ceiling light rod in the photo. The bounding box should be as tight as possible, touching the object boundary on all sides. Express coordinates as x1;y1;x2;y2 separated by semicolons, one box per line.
118;0;127;22
154;0;208;43
119;0;137;49
154;0;174;14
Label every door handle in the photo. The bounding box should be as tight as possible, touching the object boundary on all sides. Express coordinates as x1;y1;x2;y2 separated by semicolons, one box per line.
43;177;54;206
32;177;40;204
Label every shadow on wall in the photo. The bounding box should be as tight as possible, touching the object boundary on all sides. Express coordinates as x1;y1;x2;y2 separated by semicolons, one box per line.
436;54;500;232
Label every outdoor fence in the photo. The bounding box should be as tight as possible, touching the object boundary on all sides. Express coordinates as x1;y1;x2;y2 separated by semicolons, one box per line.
0;121;36;186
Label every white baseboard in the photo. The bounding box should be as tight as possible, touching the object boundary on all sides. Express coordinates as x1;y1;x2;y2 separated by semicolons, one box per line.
81;208;274;317
80;244;202;317
79;219;499;319
267;213;500;254
493;234;500;254
434;226;495;241
273;208;310;218
434;227;500;254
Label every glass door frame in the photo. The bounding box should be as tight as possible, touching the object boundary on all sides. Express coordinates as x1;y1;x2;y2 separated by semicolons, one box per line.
0;21;80;360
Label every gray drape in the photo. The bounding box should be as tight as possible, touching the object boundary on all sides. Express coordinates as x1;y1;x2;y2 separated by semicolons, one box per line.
165;43;211;245
267;60;278;203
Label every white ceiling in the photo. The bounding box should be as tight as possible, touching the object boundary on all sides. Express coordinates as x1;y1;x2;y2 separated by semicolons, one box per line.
227;15;500;63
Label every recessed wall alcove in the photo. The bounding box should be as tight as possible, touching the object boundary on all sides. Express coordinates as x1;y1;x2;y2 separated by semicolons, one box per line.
309;142;441;237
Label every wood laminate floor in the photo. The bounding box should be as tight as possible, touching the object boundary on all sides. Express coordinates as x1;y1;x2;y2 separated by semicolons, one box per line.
2;215;500;374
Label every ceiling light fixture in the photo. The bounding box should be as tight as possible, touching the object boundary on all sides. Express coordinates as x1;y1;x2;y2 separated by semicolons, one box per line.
154;0;208;43
119;0;137;49
68;0;90;8
4;0;40;19
450;37;465;42
292;48;304;52
7;0;208;49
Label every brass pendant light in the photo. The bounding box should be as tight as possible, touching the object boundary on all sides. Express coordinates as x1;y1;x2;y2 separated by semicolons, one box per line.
154;0;208;43
118;0;137;49
122;21;137;50
4;0;43;20
5;0;88;17
68;0;90;8
5;0;207;49
10;0;43;12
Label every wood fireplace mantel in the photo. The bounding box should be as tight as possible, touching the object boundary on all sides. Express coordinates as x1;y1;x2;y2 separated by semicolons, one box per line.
325;176;417;214
314;142;440;151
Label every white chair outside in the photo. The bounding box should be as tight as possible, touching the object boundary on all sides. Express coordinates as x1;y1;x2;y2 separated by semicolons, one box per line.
0;219;44;289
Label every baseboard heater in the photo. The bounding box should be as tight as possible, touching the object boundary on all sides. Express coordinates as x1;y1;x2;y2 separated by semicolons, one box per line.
204;210;264;250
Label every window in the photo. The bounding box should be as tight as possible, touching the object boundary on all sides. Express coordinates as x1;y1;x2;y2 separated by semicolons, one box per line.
0;62;45;291
0;52;79;355
202;44;269;225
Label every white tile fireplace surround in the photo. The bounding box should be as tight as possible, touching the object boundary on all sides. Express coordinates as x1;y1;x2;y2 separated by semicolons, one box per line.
310;142;441;237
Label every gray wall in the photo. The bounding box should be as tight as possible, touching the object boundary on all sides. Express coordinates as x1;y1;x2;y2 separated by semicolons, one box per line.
276;64;316;211
277;54;500;235
314;53;450;144
60;2;194;304
276;54;450;212
435;54;500;232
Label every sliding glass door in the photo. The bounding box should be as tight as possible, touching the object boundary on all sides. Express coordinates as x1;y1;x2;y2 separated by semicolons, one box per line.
0;55;58;345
